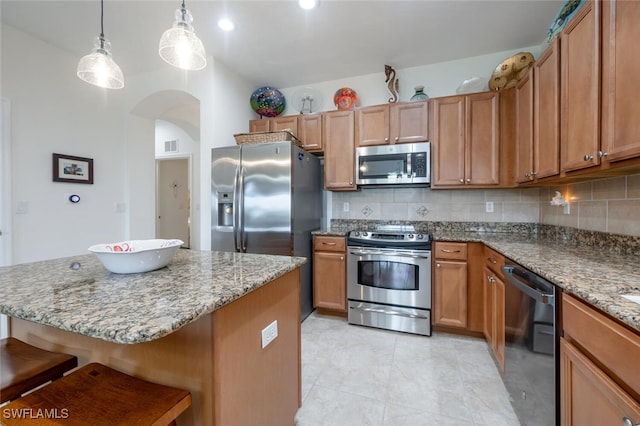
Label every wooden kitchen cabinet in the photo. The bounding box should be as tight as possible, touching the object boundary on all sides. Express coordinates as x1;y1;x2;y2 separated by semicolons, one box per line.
249;115;299;137
298;113;323;152
312;236;347;313
600;0;640;164
515;68;534;184
561;293;640;426
483;246;505;373
323;110;356;191
431;91;501;188
433;242;468;329
560;0;600;173
355;101;429;147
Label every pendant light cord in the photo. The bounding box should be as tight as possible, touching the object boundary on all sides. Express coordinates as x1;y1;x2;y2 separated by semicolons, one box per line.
100;0;104;38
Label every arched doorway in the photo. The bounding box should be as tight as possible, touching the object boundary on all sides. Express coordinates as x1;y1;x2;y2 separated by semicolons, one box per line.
131;90;200;249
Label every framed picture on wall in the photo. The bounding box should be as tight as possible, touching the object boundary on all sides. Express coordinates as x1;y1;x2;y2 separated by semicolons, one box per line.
52;153;94;184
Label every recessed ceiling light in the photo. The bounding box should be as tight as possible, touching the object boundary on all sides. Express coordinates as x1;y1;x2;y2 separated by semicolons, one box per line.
218;18;235;31
299;0;318;10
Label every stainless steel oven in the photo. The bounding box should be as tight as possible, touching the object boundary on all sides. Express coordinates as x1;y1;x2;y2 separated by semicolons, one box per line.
502;259;559;426
347;226;432;336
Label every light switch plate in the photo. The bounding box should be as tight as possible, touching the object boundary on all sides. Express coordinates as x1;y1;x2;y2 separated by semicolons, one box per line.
485;201;494;213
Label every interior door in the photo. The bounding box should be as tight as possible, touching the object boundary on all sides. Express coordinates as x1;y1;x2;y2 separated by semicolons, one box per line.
156;158;190;247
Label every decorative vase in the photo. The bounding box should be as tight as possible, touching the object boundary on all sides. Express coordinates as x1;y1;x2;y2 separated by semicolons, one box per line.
410;85;429;101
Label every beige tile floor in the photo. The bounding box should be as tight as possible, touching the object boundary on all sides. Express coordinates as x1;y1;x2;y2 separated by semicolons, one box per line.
295;312;520;426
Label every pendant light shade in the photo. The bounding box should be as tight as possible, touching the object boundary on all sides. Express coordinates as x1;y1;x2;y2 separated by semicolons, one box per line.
77;0;124;89
159;1;206;71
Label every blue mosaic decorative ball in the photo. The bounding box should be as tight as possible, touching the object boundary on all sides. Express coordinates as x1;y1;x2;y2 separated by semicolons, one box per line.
250;86;286;118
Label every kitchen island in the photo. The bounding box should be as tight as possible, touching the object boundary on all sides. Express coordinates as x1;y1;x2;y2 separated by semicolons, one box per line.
0;249;306;425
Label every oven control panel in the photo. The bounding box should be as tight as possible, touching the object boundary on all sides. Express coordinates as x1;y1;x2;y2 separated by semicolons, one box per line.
347;230;432;249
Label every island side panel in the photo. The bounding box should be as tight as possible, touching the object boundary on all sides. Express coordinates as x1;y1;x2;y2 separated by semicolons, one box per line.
213;269;301;425
10;313;214;426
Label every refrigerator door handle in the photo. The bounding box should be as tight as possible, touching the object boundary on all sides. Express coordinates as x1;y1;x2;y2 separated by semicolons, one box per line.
232;165;240;252
239;166;247;252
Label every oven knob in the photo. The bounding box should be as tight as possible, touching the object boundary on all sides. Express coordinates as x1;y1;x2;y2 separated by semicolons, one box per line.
408;234;414;239
417;234;423;239
353;231;360;237
362;232;368;236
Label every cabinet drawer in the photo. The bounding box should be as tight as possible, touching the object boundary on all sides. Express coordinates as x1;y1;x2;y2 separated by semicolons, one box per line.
434;242;467;260
313;236;346;252
484;246;505;277
562;293;640;396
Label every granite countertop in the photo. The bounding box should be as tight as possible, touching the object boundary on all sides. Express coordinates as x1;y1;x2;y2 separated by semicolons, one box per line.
437;231;640;332
315;224;640;333
0;250;306;344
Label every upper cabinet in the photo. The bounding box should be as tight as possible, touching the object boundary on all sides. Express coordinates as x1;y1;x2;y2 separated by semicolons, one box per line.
355;101;429;147
560;0;600;173
515;38;561;184
323;110;356;191
249;115;299;136
600;0;640;163
298;113;323;153
431;91;505;188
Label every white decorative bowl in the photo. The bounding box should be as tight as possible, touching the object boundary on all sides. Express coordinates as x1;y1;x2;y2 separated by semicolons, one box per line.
88;239;183;274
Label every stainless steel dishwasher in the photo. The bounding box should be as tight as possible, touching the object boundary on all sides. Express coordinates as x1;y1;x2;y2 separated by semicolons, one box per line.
502;260;560;426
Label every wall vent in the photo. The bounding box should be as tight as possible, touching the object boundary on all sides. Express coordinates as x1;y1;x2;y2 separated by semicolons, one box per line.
164;139;178;153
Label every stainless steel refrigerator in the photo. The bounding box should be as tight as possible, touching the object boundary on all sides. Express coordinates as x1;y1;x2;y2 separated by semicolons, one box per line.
211;141;322;320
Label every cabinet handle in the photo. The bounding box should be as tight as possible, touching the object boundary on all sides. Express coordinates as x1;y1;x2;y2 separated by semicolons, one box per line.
436;263;441;268
488;257;497;264
322;242;337;246
530;171;537;177
340;256;344;261
460;178;464;183
349;181;353;185
385;137;389;142
598;151;609;159
466;178;471;183
583;154;594;161
394;136;399;142
524;172;530;178
441;249;461;253
622;417;639;426
487;276;495;283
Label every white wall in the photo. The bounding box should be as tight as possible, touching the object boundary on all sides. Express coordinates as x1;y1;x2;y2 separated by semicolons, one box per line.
1;24;128;263
1;23;254;263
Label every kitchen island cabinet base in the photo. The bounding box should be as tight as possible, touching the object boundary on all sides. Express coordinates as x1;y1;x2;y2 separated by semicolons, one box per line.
9;269;301;426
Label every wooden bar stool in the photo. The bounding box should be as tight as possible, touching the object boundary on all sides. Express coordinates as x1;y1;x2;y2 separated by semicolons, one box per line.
1;337;78;403
1;363;192;425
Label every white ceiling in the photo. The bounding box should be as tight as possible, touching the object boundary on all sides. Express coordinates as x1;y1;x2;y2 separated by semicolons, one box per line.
1;0;563;89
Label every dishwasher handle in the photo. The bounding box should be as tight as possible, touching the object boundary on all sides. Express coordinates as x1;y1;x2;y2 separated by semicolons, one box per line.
502;265;555;305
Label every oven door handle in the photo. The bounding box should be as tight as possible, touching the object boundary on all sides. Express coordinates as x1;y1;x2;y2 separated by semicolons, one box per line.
350;305;431;320
349;250;430;260
502;266;554;305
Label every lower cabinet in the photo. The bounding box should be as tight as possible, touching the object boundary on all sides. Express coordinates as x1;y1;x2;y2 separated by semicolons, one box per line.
561;293;640;426
312;236;347;313
483;266;505;373
432;242;484;333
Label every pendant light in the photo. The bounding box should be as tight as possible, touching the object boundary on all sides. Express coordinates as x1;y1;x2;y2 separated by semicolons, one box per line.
158;0;206;71
77;0;124;89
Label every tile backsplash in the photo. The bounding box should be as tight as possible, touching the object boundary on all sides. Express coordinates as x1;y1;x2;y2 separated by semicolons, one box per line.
330;173;640;237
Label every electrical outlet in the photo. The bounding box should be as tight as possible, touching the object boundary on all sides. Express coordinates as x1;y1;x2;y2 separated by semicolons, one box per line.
261;320;278;349
343;202;350;212
485;201;494;213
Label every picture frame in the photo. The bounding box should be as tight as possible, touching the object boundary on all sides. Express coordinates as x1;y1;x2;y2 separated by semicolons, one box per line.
52;153;94;184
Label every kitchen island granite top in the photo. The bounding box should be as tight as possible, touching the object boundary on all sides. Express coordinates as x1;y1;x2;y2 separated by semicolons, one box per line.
0;250;306;344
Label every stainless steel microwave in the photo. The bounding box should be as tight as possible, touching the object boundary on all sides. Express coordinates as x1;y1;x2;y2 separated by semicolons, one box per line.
356;142;430;186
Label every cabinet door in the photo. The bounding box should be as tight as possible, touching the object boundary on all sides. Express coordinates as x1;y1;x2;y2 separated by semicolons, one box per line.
312;251;346;312
601;0;640;163
272;115;299;137
561;0;600;172
493;275;505;373
299;114;323;152
534;37;561;179
433;260;468;329
515;70;534;184
561;338;640;426
483;267;494;343
355;105;389;146
431;96;466;186
249;119;270;133
466;92;500;185
323;110;356;191
390;101;429;144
